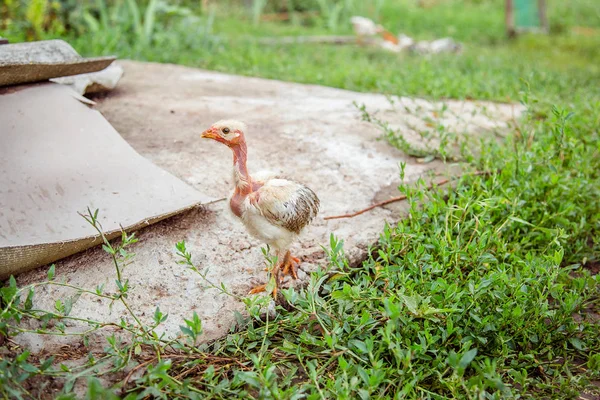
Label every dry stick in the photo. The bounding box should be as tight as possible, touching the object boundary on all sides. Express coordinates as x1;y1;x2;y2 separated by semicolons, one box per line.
324;170;493;221
122;357;157;387
122;353;250;387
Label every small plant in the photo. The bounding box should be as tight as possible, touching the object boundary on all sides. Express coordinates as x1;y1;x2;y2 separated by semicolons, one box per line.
176;240;240;300
355;101;454;161
0;209;212;398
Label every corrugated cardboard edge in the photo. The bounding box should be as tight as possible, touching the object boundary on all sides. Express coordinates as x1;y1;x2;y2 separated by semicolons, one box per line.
0;202;203;280
0;57;115;86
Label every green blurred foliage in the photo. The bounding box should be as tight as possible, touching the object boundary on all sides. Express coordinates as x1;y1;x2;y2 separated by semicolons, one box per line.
2;0;598;42
1;0;198;40
1;0;67;40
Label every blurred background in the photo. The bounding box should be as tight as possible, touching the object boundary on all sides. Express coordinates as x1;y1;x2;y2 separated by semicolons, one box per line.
1;0;598;106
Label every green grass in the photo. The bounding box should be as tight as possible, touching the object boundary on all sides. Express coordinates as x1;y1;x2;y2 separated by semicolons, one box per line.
5;0;599;107
1;0;600;398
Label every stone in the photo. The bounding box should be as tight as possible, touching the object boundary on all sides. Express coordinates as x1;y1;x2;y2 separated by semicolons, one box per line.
0;40;114;86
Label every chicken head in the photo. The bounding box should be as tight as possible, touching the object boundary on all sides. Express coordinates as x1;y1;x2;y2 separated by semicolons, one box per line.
201;120;247;147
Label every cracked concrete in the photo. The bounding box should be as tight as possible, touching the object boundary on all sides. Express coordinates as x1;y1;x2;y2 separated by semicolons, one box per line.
14;60;523;354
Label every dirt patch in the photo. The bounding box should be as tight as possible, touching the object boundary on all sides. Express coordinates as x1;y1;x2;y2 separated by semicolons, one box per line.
585;260;600;275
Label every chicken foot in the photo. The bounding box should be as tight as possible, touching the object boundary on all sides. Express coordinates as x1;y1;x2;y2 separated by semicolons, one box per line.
280;250;300;280
249;250;300;297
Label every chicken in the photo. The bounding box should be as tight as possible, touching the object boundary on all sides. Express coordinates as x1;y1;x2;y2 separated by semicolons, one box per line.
350;16;399;45
201;120;320;297
350;16;384;37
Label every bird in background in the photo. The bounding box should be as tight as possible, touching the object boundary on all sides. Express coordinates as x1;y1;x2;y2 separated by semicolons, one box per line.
201;120;320;297
350;15;399;45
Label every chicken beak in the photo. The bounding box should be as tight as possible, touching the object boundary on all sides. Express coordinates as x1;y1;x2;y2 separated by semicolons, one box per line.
201;127;218;140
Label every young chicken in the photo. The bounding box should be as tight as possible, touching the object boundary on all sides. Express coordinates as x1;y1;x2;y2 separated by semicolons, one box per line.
201;120;320;296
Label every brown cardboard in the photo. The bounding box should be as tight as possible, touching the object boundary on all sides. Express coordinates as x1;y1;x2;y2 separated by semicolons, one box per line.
0;83;214;278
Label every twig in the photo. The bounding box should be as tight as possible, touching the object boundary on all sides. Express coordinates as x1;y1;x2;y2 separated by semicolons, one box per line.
122;357;157;386
204;197;227;205
324;170;493;220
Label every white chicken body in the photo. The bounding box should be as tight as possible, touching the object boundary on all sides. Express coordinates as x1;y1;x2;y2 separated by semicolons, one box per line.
350;16;382;37
229;176;319;251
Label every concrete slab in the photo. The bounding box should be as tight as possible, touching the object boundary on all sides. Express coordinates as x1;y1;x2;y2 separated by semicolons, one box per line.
14;61;523;353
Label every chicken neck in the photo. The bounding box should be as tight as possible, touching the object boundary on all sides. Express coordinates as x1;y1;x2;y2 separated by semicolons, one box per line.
232;141;252;190
230;141;253;217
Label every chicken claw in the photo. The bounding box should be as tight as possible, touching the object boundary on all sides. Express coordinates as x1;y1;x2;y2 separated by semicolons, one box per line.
280;251;299;280
249;273;279;298
249;284;275;297
250;251;299;297
248;284;264;294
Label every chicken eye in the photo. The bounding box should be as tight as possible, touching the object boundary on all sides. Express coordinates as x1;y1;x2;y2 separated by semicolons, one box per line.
222;128;230;134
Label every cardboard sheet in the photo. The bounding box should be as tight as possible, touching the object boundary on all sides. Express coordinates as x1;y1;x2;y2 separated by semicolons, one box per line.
0;83;214;278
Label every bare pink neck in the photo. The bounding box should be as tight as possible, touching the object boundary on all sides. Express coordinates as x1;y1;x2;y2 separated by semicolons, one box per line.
232;142;252;195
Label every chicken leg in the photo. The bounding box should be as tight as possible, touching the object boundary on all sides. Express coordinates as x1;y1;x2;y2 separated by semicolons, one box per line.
280;250;300;280
248;250;300;297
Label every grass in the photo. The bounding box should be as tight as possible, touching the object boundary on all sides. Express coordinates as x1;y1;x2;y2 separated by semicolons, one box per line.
4;0;599;107
1;0;600;398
